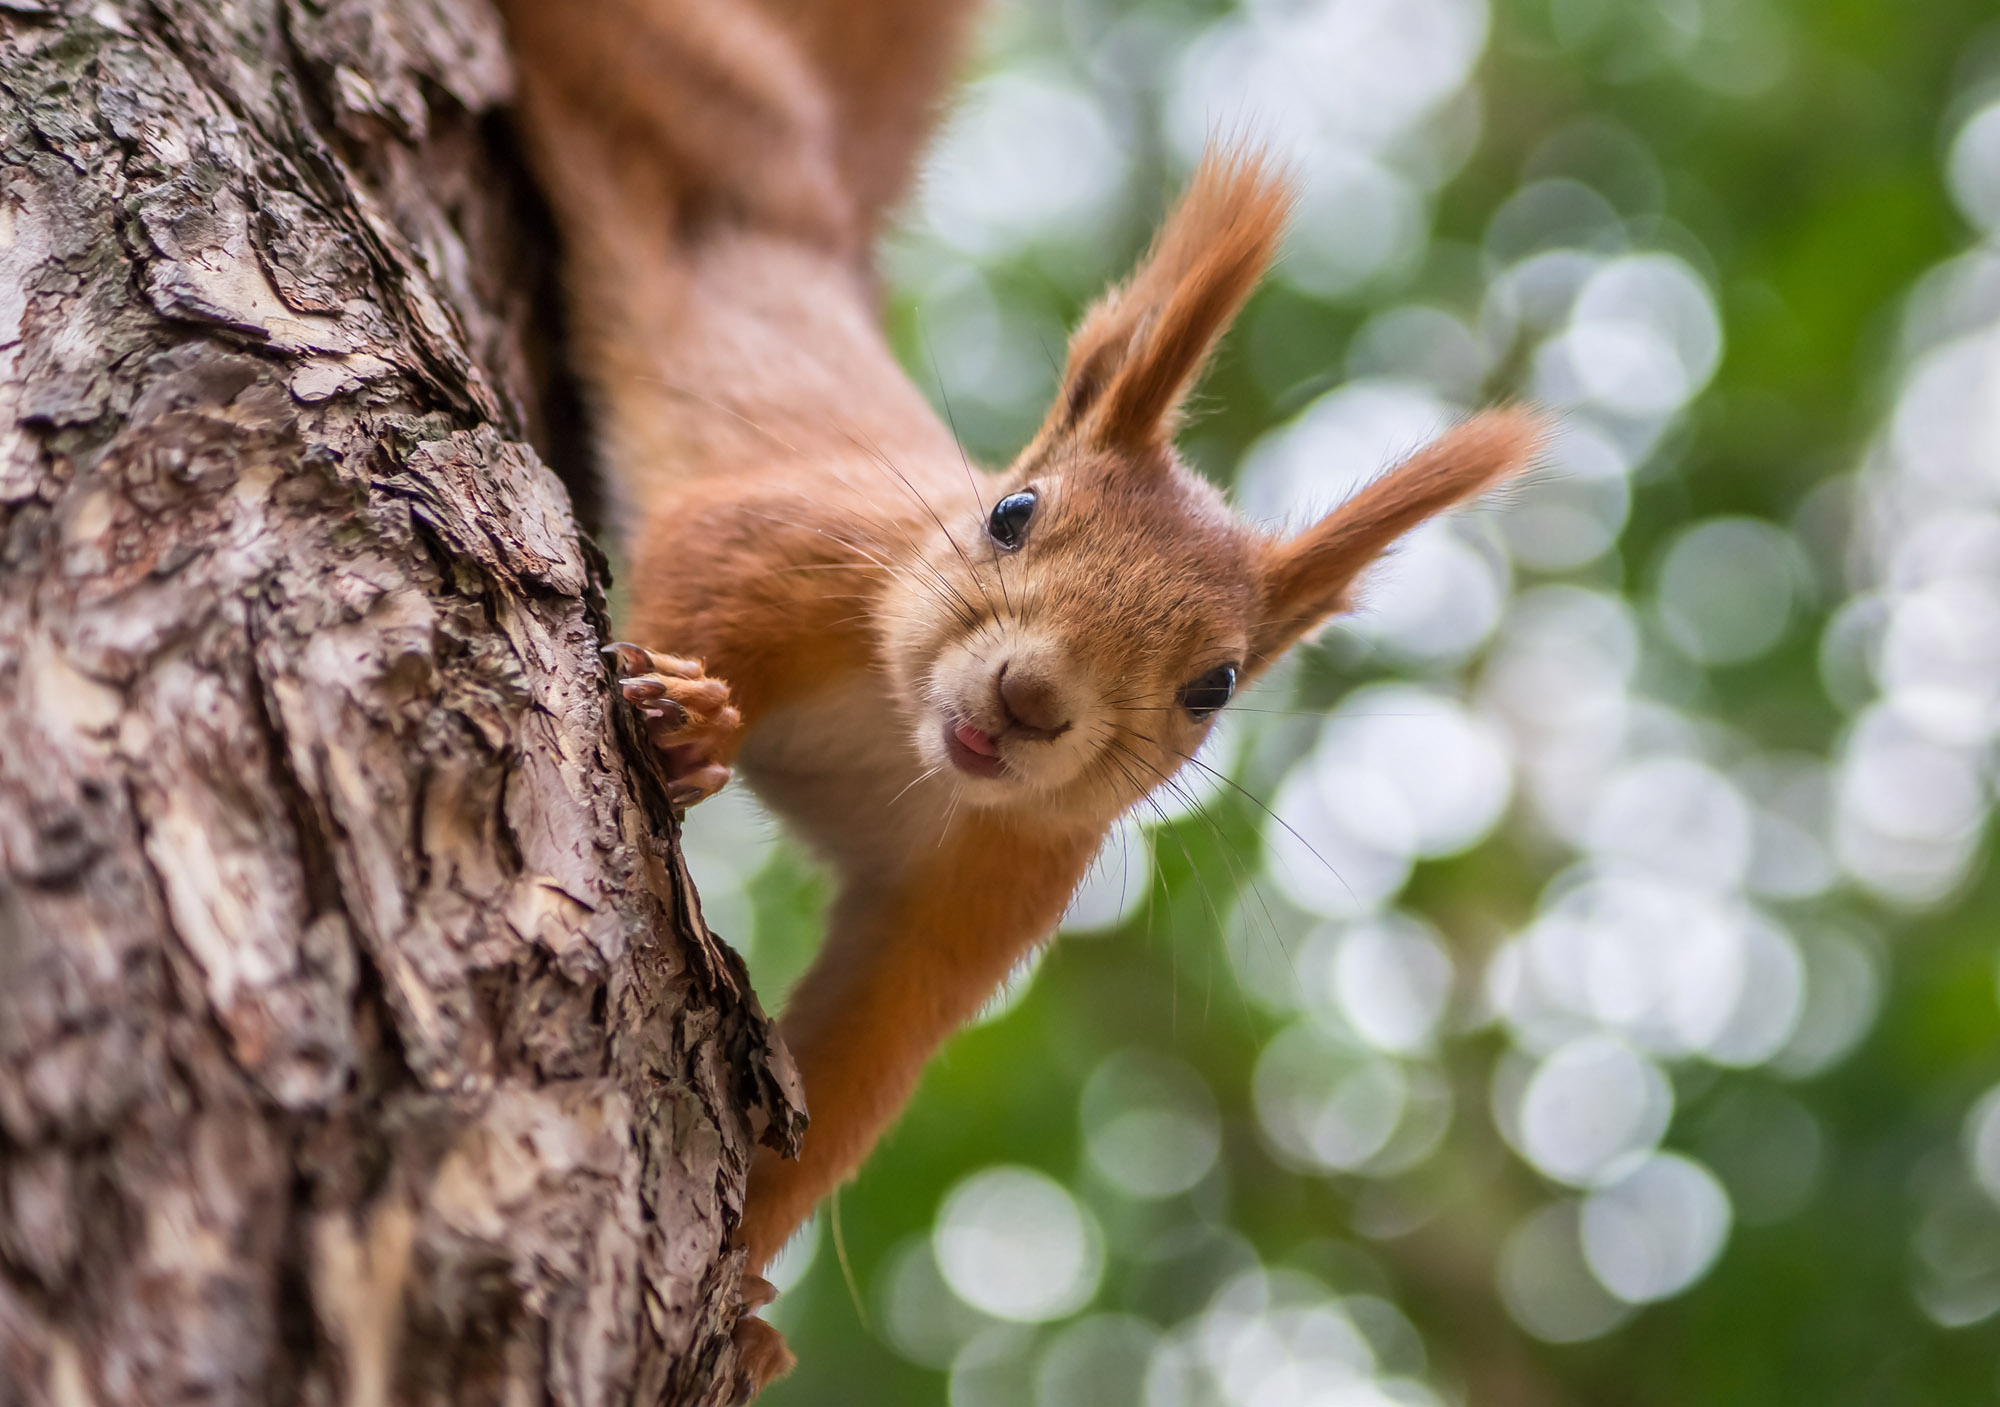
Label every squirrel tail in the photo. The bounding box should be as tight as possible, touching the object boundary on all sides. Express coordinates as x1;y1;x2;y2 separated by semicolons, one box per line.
497;0;985;528
497;0;982;268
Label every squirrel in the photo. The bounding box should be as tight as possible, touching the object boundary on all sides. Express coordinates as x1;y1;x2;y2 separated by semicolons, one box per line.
497;0;1543;1392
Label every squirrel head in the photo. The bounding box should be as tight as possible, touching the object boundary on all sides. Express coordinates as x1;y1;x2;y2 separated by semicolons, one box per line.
881;145;1545;828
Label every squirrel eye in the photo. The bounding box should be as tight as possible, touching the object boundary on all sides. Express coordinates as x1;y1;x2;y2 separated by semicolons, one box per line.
987;490;1037;550
1178;664;1237;720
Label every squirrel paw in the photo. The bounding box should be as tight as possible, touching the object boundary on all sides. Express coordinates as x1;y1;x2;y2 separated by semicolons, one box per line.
730;1314;796;1402
607;642;742;806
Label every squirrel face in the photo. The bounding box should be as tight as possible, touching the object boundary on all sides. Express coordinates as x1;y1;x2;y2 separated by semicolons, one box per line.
878;148;1543;829
884;440;1261;827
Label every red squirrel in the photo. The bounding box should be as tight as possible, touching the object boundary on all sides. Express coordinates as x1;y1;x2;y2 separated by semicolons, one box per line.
498;0;1542;1390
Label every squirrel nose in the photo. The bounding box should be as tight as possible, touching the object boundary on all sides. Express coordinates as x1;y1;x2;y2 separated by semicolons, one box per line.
996;661;1070;739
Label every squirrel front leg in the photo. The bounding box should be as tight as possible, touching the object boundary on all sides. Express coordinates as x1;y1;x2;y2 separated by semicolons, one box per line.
739;815;1097;1273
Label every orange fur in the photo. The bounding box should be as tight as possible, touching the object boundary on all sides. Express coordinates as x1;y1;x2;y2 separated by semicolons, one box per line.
1040;148;1295;452
500;1;1545;1390
1251;406;1547;664
744;816;1097;1267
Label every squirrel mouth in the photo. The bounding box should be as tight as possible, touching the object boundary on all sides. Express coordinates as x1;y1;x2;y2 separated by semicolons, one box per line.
943;719;1006;779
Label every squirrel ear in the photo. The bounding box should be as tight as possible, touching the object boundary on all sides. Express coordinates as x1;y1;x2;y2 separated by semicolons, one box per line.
1041;144;1293;453
1249;408;1548;665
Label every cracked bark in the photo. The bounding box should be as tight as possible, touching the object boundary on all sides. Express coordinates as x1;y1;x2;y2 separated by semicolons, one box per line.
0;2;804;1403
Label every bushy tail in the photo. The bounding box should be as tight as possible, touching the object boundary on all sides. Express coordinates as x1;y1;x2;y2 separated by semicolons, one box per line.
495;0;987;518
499;0;983;264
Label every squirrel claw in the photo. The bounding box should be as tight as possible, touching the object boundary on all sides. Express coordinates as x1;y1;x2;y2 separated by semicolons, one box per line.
609;641;705;679
740;1273;779;1311
620;678;689;729
607;641;742;807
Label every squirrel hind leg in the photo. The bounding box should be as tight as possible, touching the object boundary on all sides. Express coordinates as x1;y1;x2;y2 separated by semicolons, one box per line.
608;642;742;806
730;1313;796;1401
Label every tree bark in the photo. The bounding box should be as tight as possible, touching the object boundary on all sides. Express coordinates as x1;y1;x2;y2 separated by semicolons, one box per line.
0;3;804;1404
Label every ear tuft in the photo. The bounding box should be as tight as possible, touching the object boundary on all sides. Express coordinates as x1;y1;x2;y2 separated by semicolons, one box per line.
1042;144;1294;453
1251;406;1549;663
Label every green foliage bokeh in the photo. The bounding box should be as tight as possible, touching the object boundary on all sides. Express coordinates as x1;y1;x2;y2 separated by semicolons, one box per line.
686;3;2000;1403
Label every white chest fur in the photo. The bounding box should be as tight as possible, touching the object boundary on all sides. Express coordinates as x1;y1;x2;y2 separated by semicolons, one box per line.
734;672;955;884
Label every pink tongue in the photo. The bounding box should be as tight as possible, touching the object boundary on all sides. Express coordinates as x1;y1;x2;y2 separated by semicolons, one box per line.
954;722;1000;758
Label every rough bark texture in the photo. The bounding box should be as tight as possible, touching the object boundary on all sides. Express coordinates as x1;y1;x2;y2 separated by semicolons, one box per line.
0;3;805;1404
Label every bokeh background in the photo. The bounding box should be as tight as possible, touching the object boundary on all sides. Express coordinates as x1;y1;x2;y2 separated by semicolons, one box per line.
681;1;2000;1401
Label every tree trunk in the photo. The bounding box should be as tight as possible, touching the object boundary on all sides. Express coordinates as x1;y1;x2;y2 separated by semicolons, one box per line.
0;3;803;1404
